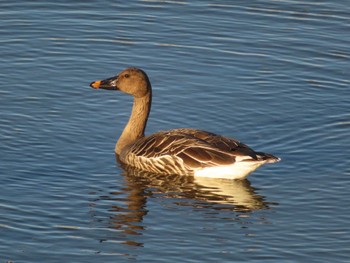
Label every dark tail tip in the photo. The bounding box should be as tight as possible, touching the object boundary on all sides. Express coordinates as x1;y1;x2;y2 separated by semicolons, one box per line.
256;152;281;163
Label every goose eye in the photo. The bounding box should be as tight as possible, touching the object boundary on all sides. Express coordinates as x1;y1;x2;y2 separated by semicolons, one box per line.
124;74;130;78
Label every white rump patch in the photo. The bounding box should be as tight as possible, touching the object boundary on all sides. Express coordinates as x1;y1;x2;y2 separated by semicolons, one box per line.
194;161;266;180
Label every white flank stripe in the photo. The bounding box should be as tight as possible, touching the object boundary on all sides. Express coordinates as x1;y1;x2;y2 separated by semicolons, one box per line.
194;161;266;180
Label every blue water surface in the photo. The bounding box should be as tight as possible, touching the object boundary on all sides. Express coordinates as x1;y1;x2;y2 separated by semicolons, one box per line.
1;1;350;262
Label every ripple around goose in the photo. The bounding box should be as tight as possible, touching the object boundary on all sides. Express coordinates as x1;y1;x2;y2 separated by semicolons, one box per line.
90;67;280;179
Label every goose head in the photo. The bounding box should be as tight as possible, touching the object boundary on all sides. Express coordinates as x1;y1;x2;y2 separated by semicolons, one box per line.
90;67;151;98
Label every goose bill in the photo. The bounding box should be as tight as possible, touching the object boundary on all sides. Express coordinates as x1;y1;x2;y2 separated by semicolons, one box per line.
90;76;118;90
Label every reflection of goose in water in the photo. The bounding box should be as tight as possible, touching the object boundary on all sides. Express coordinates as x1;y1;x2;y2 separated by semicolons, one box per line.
89;167;276;248
90;67;280;179
121;165;273;211
193;177;270;211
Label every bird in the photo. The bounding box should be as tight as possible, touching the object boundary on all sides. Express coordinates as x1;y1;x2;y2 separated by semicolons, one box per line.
90;67;280;179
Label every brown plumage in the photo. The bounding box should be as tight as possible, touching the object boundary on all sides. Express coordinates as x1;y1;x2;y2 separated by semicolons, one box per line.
90;67;280;179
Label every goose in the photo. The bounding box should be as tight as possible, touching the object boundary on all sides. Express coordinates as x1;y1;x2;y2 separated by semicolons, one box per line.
90;67;280;179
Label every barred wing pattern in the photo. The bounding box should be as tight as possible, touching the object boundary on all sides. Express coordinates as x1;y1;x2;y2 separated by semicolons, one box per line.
119;128;265;175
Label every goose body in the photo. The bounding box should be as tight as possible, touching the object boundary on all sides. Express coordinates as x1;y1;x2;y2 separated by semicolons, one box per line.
90;67;280;179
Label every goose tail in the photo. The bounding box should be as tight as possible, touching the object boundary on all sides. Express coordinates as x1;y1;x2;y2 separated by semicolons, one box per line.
256;152;281;163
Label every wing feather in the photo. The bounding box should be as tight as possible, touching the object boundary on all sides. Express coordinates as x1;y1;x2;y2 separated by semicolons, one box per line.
122;128;261;171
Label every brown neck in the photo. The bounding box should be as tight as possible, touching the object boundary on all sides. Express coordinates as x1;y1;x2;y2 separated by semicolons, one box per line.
115;90;152;155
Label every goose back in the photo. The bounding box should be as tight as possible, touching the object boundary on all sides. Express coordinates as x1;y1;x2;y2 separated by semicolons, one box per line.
119;128;274;176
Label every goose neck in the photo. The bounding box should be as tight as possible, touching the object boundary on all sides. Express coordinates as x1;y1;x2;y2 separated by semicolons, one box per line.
115;91;152;155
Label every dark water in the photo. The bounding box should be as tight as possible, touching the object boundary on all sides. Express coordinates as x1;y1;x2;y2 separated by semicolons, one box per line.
1;1;350;262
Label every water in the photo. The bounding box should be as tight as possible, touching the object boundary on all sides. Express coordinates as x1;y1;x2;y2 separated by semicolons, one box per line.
1;0;349;262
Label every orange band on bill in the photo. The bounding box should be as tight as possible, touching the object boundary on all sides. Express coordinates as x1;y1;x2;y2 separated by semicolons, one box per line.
91;80;101;89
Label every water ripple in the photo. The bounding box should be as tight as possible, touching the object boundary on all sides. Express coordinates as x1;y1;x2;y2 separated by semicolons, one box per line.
1;1;350;262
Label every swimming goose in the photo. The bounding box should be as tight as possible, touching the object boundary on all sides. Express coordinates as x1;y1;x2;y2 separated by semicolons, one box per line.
90;67;280;179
